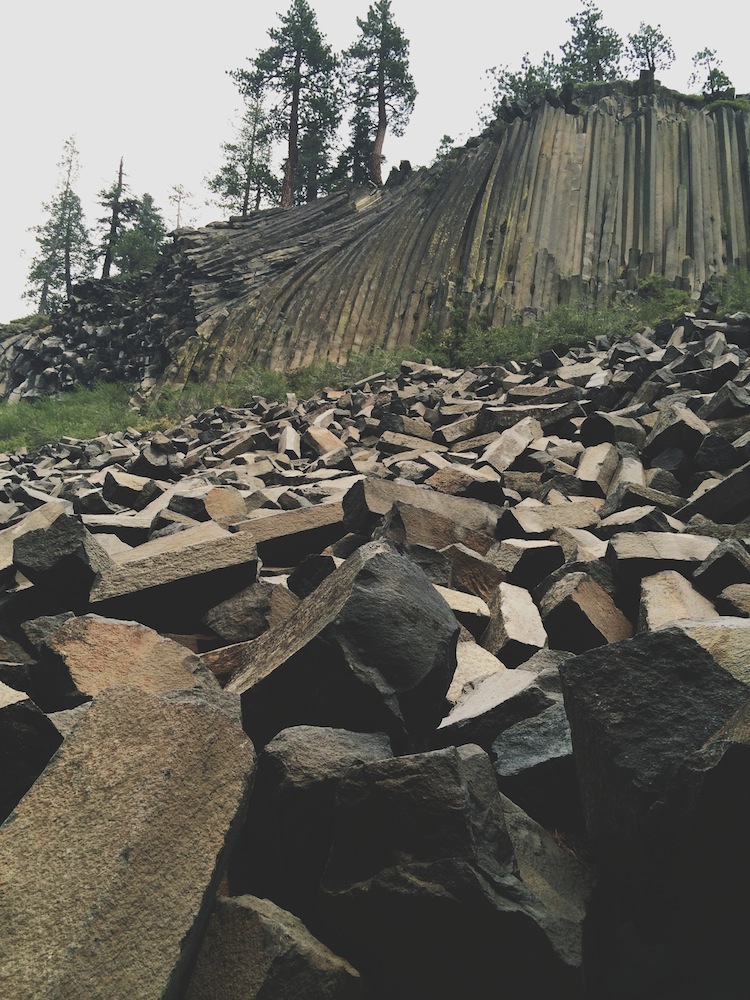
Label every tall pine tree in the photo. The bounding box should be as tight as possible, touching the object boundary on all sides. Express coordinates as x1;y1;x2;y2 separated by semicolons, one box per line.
97;158;139;279
209;78;278;216
345;0;416;187
237;0;339;208
26;137;94;315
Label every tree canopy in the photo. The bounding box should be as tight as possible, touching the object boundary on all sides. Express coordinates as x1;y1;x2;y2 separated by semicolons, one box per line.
559;0;623;84
26;137;94;315
344;0;416;186
626;23;675;75
239;0;339;208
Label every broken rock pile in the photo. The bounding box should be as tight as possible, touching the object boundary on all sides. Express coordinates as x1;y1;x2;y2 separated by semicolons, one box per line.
2;307;750;996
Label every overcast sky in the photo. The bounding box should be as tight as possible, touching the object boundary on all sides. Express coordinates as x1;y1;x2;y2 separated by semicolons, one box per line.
1;0;747;323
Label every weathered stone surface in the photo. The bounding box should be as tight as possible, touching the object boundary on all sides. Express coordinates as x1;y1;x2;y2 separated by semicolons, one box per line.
433;666;555;750
0;686;255;1000
559;629;750;899
447;641;505;703
203;581;299;646
478;416;543;473
342;476;500;537
185;895;363;1000
13;505;113;602
540;572;633;653
89;521;258;602
488;538;565;589
716;583;750;617
638;570;718;631
43;614;220;701
691;538;750;596
575;442;620;496
668;618;750;686
321;745;590;999
492;702;579;830
212;540;459;747
229;726;392;914
480;582;548;666
0;682;62;823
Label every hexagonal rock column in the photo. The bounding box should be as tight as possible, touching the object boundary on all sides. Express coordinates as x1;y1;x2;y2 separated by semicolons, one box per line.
0;686;255;1000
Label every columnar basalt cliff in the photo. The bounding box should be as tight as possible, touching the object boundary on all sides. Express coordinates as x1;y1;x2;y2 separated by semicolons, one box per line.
2;83;750;401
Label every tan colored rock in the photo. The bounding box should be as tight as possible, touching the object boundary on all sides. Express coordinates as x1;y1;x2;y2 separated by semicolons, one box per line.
669;618;750;686
434;584;491;639
343;475;500;537
89;522;258;602
575;442;619;497
447;642;505;704
441;543;506;602
44;614;213;698
540;573;633;653
0;686;255;1000
496;500;600;539
607;531;719;581
639;570;719;632
186;895;362;1000
380;501;494;555
478;416;543;473
481;582;548;667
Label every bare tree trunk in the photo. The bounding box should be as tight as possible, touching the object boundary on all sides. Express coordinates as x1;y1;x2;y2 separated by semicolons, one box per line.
370;73;387;187
101;158;124;279
281;50;302;208
241;111;259;217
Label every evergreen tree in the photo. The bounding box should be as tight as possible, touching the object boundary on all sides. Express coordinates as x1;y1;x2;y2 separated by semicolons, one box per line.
26;137;94;315
112;194;167;275
626;23;675;75
344;0;416;187
487;51;559;110
208;84;278;216
690;48;733;98
237;0;339;208
558;0;622;84
97;158;138;279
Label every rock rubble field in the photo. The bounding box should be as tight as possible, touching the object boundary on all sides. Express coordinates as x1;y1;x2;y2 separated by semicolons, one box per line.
2;306;750;997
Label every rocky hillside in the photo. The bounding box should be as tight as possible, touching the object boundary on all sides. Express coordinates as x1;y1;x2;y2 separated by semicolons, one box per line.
2;81;749;402
2;303;750;996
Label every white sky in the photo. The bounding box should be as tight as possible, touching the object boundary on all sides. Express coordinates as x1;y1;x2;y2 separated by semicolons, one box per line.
1;0;747;323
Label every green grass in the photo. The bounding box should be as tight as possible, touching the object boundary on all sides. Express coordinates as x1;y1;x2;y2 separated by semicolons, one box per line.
0;382;140;454
0;348;414;454
0;268;745;454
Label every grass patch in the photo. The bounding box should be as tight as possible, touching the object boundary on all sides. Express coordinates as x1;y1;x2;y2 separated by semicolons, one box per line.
0;382;140;453
415;279;694;370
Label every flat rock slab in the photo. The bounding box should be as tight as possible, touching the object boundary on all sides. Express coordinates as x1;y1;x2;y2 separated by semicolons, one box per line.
89;521;258;602
342;477;500;537
44;614;216;699
434;667;555;750
0;686;255;1000
186;895;363;999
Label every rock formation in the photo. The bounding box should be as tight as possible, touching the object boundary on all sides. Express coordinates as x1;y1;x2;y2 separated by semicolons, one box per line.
2;300;750;993
2;83;749;401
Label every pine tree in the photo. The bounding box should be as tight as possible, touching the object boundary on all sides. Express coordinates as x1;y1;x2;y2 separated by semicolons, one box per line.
112;194;167;275
344;0;416;187
626;23;675;75
208;79;279;216
97;158;139;279
559;0;622;84
237;0;339;208
26;137;95;315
